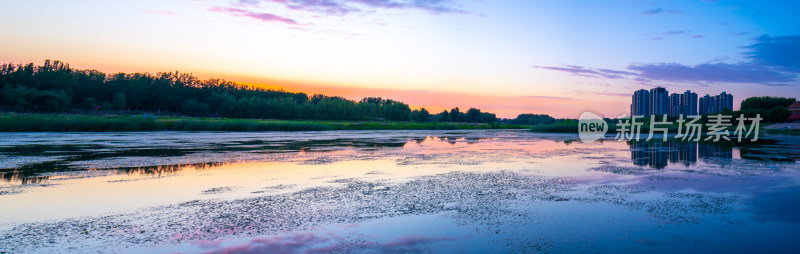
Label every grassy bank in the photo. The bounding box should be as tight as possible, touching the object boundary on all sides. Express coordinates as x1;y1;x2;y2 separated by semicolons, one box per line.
0;113;527;132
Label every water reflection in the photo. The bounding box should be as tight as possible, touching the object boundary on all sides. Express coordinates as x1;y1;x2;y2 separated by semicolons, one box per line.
0;133;490;184
2;131;800;253
749;186;800;223
629;140;733;169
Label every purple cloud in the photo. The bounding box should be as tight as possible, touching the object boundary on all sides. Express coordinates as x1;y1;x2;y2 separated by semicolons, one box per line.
628;63;795;83
350;0;466;13
641;8;683;15
234;0;465;16
745;35;800;71
641;8;665;15
592;91;631;97
209;7;301;25
662;30;686;35
597;69;638;76
532;65;629;79
261;0;358;15
533;34;800;86
213;0;466;28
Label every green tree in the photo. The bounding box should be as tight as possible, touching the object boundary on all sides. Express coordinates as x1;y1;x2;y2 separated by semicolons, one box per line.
410;108;430;122
741;97;796;110
112;92;126;111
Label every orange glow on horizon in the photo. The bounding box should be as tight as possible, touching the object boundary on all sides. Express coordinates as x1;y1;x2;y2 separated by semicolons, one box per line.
0;58;620;118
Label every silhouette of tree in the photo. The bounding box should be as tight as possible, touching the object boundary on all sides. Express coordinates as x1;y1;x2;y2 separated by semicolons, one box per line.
0;60;499;123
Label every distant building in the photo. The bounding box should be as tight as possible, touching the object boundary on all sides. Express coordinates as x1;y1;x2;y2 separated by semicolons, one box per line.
699;94;714;115
699;92;733;115
789;102;800;122
650;87;669;116
669;90;698;117
631;87;722;117
631;89;650;116
681;90;698;116
715;92;733;112
669;94;682;117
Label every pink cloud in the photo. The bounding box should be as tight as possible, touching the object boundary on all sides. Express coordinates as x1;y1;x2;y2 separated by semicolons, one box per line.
209;7;301;25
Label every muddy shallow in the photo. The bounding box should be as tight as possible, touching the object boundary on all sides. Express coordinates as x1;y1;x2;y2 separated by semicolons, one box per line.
1;130;799;253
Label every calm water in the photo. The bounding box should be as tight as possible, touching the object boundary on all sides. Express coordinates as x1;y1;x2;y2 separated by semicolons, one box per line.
1;130;799;253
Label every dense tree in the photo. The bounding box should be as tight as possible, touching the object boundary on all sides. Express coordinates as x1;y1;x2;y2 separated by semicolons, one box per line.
432;107;496;123
0;60;502;123
507;114;556;125
410;108;430;122
738;96;796;123
741;97;796;110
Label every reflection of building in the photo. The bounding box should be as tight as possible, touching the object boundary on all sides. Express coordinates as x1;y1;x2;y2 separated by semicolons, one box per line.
629;141;669;169
668;141;697;166
699;142;733;159
629;140;732;169
789;102;800;122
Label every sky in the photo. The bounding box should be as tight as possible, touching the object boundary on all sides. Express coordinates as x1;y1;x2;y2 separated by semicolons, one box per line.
1;0;799;118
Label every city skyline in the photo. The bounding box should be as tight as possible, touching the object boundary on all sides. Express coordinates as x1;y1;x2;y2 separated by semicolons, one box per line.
630;86;732;117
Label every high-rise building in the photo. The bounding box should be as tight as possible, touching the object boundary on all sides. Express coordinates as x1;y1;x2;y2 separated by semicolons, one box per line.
669;93;682;117
714;92;733;112
668;90;698;117
681;90;698;116
699;92;733;115
631;89;649;116
699;94;713;115
631;87;719;117
650;87;669;116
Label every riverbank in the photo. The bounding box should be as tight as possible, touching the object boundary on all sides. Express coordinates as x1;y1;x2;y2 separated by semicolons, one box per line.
0;113;527;132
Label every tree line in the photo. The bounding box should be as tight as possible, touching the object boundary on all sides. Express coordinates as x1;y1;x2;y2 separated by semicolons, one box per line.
0;60;505;123
738;96;796;122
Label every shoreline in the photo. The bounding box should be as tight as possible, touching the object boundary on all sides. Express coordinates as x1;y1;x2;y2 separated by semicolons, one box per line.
0;113;528;132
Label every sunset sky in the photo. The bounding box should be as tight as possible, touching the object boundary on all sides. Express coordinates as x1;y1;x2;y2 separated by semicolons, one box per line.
1;0;798;118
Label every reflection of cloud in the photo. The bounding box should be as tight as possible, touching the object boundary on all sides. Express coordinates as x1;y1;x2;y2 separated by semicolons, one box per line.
202;232;328;254
749;186;800;223
200;232;457;254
